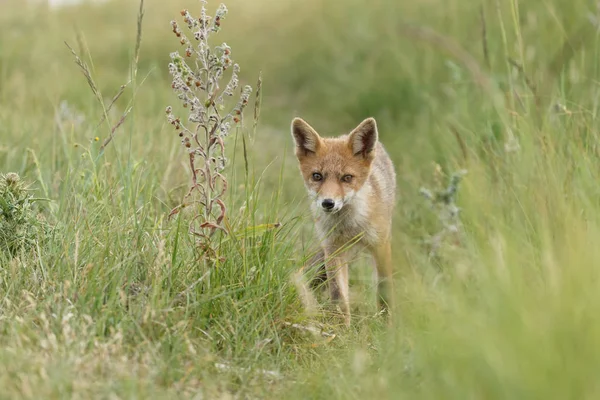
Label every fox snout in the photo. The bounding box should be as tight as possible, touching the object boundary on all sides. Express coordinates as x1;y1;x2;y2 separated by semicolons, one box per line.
321;198;335;210
308;189;345;213
315;189;357;213
318;197;343;213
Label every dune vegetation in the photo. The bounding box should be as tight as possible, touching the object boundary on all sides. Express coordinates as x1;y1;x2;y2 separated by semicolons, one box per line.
1;0;600;398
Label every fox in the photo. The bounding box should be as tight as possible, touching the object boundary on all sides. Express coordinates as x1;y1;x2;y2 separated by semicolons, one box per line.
291;116;397;326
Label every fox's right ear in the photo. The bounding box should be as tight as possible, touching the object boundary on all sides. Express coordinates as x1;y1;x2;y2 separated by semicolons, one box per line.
291;118;322;156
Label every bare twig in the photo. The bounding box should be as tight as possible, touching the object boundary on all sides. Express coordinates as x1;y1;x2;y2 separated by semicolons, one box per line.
134;0;145;69
508;57;538;102
449;124;469;165
480;5;491;69
253;70;263;136
64;42;102;104
66;0;147;153
95;83;130;129
100;108;132;151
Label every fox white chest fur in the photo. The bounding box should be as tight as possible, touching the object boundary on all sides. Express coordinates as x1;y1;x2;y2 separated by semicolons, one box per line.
311;184;378;249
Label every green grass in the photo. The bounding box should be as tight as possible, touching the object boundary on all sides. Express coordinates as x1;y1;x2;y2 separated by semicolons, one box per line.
1;0;600;398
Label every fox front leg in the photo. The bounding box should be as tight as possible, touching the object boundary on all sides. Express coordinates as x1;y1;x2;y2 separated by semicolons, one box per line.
372;241;394;318
323;250;351;326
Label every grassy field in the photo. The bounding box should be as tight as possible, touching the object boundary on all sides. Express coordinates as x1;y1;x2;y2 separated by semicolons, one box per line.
2;0;600;398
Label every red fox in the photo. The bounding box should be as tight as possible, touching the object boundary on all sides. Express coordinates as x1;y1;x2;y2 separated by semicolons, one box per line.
291;117;397;326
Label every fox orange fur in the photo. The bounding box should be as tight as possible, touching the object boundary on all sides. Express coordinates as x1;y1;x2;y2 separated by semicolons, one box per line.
291;117;397;325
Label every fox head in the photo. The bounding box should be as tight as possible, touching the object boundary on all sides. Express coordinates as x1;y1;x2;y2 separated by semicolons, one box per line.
291;117;378;214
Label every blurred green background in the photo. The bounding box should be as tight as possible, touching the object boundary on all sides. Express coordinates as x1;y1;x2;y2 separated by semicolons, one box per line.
2;0;600;398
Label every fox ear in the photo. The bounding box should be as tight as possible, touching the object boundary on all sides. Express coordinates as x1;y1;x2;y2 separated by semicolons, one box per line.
348;117;378;158
291;118;322;156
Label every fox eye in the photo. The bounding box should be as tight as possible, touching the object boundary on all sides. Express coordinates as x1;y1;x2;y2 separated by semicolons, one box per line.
312;172;323;181
342;174;353;183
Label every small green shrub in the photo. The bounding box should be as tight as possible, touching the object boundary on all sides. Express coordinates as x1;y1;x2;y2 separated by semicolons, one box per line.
0;173;51;258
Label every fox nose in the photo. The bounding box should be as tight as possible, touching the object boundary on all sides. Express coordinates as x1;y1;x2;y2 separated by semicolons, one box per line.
321;199;335;210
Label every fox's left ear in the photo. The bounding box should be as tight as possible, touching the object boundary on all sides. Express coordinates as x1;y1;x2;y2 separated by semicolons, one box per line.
348;118;378;158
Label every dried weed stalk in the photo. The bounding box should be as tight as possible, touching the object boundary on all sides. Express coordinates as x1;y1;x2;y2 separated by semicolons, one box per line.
166;1;252;258
65;0;145;152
